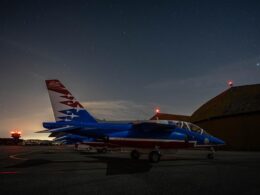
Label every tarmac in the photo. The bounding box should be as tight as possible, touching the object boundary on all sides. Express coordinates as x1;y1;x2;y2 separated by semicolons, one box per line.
0;145;260;195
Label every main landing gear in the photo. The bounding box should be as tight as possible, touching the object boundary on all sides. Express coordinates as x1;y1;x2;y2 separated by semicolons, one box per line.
131;150;140;160
74;143;79;150
149;151;161;163
130;149;161;163
207;147;215;159
97;147;108;153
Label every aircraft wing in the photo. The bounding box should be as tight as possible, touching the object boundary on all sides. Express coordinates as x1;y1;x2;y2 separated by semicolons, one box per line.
131;122;176;132
48;132;67;137
53;134;92;142
36;129;52;133
36;126;105;139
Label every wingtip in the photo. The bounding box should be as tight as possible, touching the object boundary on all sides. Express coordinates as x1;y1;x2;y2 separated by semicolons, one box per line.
35;130;51;133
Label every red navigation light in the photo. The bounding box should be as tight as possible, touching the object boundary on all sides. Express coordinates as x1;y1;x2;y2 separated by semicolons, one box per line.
155;108;160;113
228;80;233;87
10;129;22;139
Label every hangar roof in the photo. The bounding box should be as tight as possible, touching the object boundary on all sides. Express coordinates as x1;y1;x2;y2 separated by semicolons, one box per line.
191;84;260;122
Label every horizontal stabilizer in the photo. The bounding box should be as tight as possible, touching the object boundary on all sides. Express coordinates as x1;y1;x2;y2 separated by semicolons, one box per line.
36;126;78;134
49;126;78;133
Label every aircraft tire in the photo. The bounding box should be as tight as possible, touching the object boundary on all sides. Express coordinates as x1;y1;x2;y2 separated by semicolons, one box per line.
207;153;214;159
131;150;140;160
97;148;107;153
149;151;161;163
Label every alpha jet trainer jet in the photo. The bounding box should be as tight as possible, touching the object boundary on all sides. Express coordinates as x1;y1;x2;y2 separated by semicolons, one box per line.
37;80;225;163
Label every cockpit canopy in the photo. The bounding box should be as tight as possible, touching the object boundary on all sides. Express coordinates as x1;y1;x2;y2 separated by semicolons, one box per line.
151;120;204;134
147;120;206;134
175;121;204;134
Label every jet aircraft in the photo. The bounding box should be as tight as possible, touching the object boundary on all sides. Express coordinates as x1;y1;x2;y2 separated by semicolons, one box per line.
37;80;225;162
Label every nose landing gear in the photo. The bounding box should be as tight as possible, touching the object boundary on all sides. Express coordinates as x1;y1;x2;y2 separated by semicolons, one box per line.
207;147;215;159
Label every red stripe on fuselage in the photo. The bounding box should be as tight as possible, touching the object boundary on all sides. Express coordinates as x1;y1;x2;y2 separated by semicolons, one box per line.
108;139;194;149
85;139;195;149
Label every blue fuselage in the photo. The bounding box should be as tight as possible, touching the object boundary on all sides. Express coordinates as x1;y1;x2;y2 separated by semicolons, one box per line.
44;121;225;149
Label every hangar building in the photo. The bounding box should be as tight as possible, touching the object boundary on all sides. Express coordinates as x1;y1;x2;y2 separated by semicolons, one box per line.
151;84;260;150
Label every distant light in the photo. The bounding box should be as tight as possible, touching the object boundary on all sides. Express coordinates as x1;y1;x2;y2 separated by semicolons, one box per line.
228;80;233;87
10;129;21;139
256;63;260;66
10;130;22;135
155;108;160;114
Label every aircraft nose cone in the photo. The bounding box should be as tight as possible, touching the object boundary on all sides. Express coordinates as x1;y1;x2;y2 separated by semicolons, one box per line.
211;137;225;145
218;139;225;145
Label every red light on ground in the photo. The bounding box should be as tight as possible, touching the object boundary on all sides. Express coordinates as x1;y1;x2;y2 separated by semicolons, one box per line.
10;129;22;139
0;171;18;174
228;80;233;87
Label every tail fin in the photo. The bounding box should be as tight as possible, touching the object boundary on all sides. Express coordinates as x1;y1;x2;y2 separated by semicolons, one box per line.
46;79;97;123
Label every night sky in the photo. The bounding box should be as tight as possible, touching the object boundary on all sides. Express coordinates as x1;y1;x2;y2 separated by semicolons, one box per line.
0;0;260;139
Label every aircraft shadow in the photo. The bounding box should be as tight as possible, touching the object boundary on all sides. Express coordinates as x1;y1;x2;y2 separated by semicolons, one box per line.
6;156;152;176
89;156;153;175
6;152;225;176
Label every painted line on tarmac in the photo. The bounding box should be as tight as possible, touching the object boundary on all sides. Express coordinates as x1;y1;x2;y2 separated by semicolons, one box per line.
9;149;54;161
9;153;30;160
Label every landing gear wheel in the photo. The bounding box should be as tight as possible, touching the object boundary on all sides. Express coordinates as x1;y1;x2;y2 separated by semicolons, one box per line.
131;150;140;160
149;151;161;163
207;153;214;159
207;147;215;159
97;148;107;153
